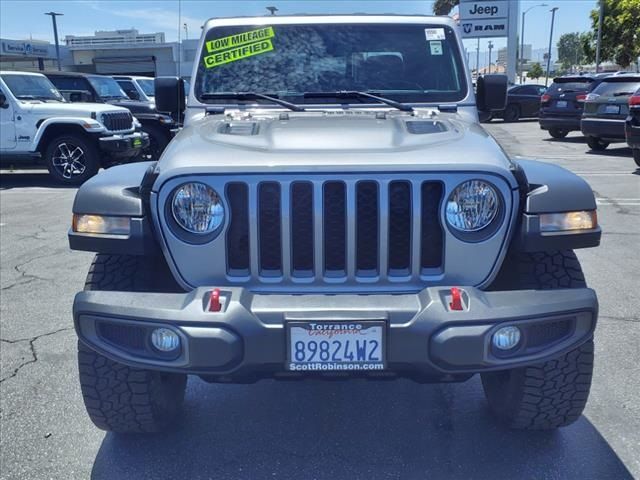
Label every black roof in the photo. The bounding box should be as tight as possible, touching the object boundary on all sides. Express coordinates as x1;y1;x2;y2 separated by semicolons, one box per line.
43;71;107;78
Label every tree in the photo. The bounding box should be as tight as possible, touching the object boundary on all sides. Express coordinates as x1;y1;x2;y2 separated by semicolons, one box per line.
582;0;640;68
557;32;587;71
433;0;459;15
528;62;544;80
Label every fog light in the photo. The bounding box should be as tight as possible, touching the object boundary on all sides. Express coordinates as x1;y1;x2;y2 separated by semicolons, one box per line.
492;326;521;351
151;328;180;352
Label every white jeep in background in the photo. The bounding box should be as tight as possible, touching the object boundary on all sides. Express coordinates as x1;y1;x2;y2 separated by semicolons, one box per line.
0;71;149;185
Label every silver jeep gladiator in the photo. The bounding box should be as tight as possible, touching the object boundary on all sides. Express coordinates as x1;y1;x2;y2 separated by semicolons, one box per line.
69;15;601;433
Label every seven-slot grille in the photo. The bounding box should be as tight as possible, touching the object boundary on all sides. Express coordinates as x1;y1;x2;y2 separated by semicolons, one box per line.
225;179;444;282
101;111;133;132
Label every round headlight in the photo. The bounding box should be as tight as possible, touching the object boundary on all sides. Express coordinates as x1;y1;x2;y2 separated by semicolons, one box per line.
172;182;224;234
446;180;499;232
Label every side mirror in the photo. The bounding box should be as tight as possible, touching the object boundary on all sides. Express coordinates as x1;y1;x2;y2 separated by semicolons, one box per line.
0;92;8;109
476;74;508;112
155;77;185;117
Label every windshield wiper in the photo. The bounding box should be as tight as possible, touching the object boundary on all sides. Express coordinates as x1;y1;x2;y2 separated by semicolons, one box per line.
200;92;305;112
303;90;414;112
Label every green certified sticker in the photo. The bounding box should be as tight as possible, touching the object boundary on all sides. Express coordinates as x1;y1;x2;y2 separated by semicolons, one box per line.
203;27;275;69
133;138;142;147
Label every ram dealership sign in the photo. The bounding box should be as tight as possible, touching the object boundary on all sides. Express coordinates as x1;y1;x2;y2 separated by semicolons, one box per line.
459;0;510;39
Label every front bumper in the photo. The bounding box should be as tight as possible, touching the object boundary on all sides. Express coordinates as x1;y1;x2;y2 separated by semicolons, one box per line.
581;117;626;140
73;286;598;382
98;132;150;158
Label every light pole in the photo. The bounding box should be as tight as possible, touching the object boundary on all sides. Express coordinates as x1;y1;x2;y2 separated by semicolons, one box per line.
183;23;188;40
266;6;278;15
545;7;559;86
595;0;604;72
44;11;63;71
488;41;494;74
520;3;548;83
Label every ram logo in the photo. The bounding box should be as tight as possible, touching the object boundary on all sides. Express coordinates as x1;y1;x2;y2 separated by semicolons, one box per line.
463;23;473;34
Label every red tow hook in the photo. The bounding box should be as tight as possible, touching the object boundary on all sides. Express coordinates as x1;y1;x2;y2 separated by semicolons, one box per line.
449;287;463;311
209;288;222;312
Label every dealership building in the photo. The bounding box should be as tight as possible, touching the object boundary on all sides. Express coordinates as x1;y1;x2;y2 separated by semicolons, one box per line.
1;29;199;80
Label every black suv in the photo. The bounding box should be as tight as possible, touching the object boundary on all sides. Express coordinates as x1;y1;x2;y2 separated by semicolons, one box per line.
581;74;640;151
539;75;607;139
44;71;176;160
626;87;640;167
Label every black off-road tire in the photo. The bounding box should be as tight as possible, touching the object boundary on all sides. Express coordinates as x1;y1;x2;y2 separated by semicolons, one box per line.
78;254;187;433
633;148;640;167
482;250;595;430
44;133;100;185
503;104;520;122
587;136;609;151
549;127;569;139
140;123;170;161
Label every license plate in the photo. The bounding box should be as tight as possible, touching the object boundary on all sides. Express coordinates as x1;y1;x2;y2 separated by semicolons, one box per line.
133;138;142;147
604;104;620;114
287;321;385;371
556;100;568;108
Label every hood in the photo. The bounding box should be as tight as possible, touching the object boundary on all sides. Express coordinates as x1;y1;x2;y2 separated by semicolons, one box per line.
22;101;131;117
155;109;516;187
106;98;157;114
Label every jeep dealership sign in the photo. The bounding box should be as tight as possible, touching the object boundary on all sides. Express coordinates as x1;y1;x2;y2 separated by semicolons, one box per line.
459;0;510;39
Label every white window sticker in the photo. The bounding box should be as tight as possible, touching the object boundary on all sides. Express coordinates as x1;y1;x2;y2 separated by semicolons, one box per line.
430;41;443;56
425;28;446;41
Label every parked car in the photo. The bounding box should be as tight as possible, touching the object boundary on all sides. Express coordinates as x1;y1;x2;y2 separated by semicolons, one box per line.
626;87;640;167
69;15;601;434
539;75;608;139
0;71;148;184
581;74;640;151
44;71;176;160
492;84;547;122
113;75;155;102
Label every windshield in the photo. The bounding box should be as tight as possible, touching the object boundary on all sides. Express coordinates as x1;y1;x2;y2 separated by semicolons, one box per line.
137;79;155;97
592;80;640;97
547;81;593;94
88;76;128;99
1;74;64;102
195;23;467;105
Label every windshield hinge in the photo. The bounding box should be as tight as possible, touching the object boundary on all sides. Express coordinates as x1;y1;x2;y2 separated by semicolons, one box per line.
437;105;458;113
205;106;226;116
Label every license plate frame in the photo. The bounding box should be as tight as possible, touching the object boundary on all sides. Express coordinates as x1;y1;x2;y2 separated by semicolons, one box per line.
604;104;620;114
286;320;386;372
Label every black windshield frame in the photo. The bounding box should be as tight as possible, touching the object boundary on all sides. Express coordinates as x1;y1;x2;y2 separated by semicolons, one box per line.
195;22;468;106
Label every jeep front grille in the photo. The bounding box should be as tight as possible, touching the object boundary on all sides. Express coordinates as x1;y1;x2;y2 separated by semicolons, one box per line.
224;179;444;282
101;111;133;132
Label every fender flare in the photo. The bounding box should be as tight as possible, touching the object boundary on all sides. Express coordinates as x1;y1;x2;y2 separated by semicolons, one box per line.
32;117;106;152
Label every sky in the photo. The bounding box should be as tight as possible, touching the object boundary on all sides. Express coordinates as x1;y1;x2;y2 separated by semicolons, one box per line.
0;0;597;62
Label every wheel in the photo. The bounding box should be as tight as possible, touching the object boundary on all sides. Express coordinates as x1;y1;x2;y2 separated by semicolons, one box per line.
586;136;609;151
482;251;595;430
44;134;99;185
140;123;170;161
78;254;186;433
549;128;569;139
503;104;520;122
633;149;640;167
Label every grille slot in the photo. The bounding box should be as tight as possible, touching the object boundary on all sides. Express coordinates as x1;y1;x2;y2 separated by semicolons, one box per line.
101;111;133;131
223;177;446;284
323;182;347;274
291;182;314;275
98;322;146;351
388;181;412;273
226;183;250;273
421;182;444;270
258;182;282;274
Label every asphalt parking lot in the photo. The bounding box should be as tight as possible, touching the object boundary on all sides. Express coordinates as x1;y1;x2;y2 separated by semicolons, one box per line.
1;121;638;480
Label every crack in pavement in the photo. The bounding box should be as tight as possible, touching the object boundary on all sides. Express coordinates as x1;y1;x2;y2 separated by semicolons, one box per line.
0;327;74;384
592;189;638;216
1;251;60;291
600;315;640;324
14;224;50;242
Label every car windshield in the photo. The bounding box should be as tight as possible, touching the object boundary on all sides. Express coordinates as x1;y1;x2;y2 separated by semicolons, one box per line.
592;80;640;97
88;76;128;99
137;79;155;97
195;23;467;105
1;74;64;102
